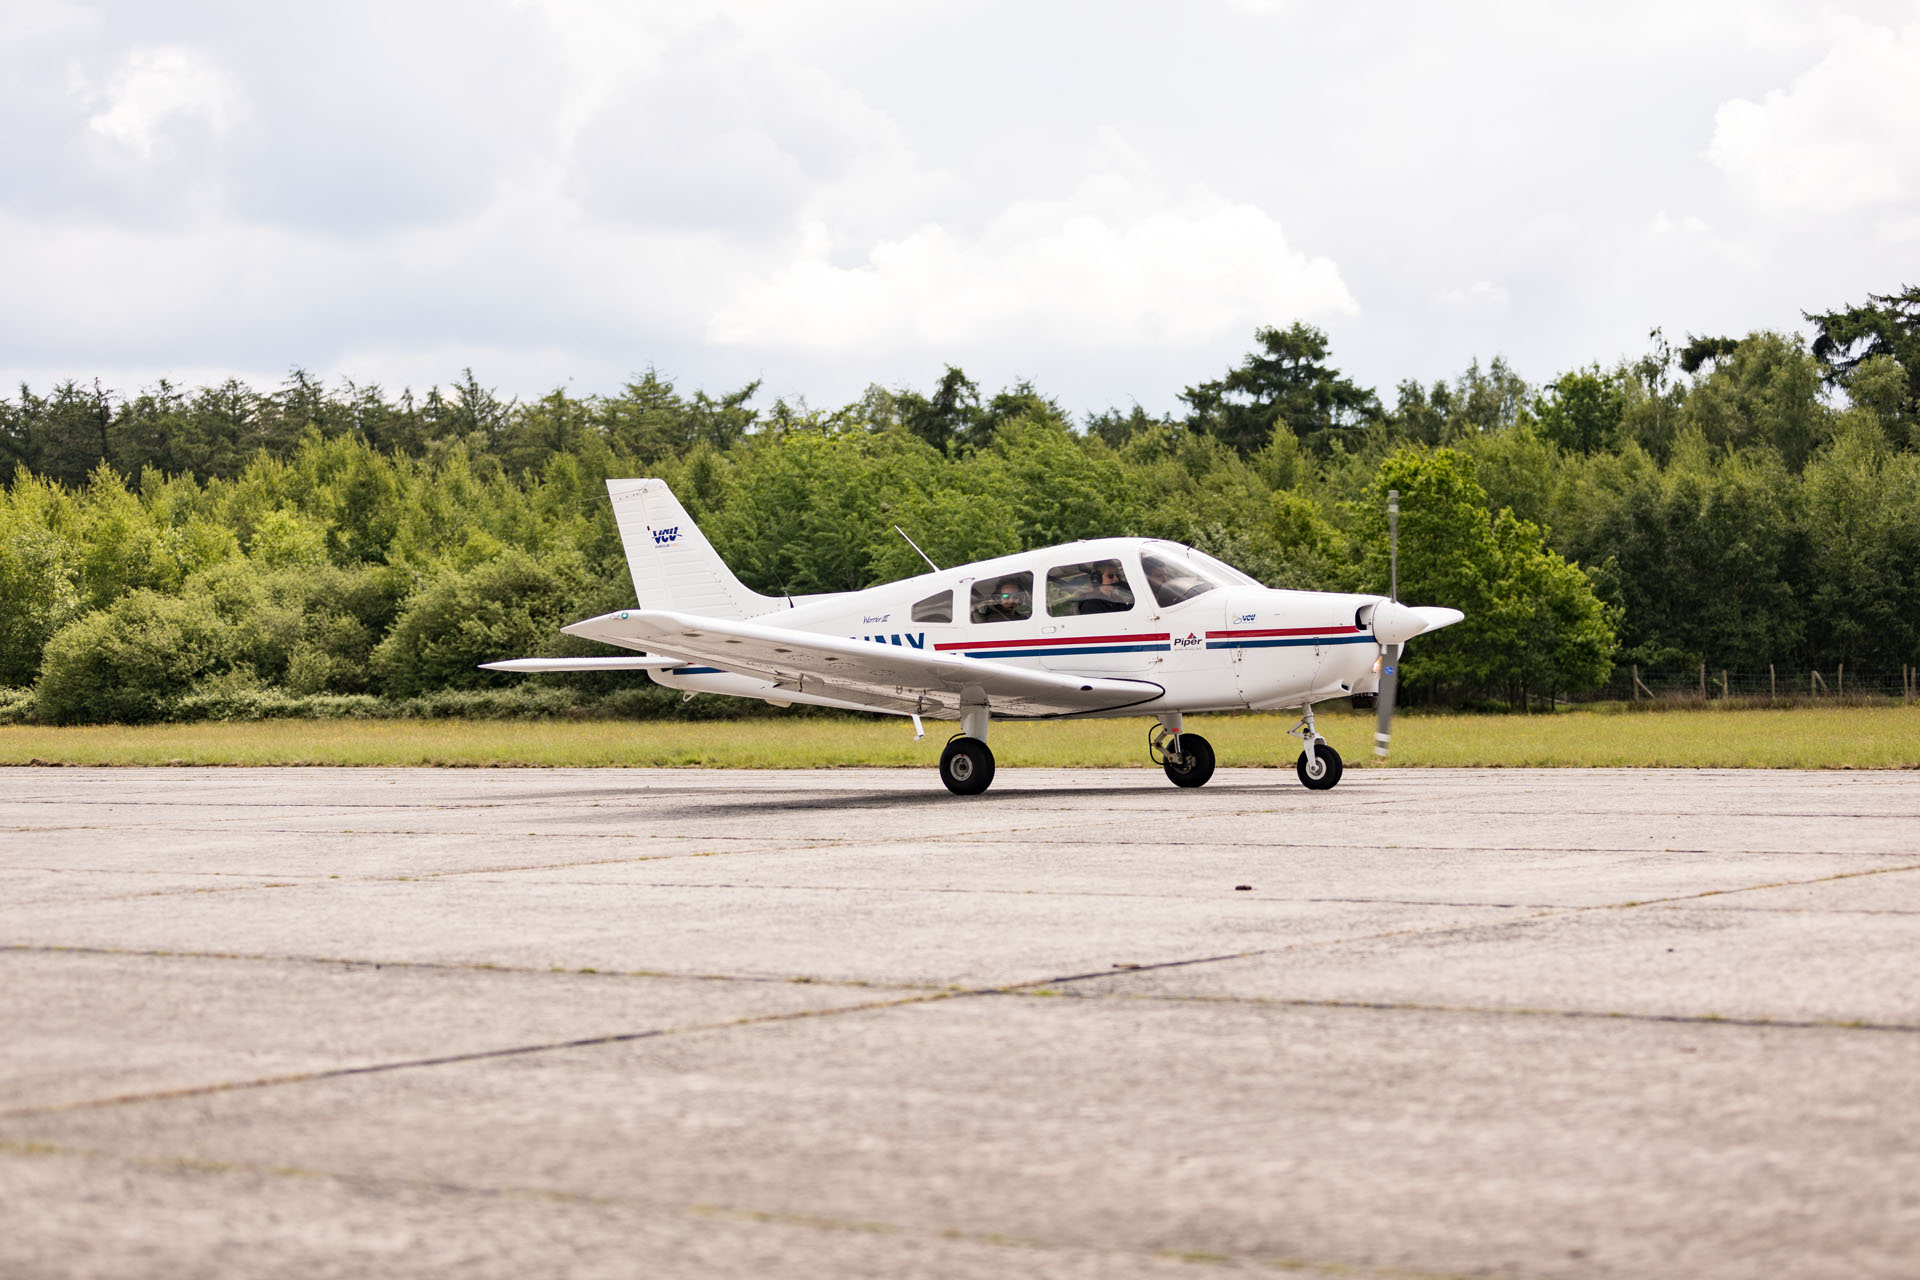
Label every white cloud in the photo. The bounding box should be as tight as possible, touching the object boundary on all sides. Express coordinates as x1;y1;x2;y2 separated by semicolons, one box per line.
708;177;1356;353
1707;10;1920;214
2;1;1913;415
80;45;241;160
1442;280;1510;312
1648;211;1714;238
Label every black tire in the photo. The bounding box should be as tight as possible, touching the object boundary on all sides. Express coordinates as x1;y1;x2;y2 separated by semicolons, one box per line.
1295;743;1343;790
1163;733;1215;788
940;737;995;796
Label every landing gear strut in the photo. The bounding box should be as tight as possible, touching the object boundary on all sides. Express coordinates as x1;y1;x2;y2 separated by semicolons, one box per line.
1149;718;1215;789
1288;705;1343;791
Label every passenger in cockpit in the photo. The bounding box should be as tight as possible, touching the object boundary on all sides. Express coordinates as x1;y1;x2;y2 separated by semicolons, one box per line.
978;576;1031;622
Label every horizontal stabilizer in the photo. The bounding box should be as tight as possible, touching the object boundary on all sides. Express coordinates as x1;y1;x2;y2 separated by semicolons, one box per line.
480;655;683;673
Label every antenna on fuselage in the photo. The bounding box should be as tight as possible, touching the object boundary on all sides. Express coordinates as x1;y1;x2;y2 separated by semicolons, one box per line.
895;525;941;573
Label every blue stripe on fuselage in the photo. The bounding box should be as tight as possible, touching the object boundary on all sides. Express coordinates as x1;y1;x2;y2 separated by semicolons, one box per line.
950;643;1167;659
1205;635;1375;650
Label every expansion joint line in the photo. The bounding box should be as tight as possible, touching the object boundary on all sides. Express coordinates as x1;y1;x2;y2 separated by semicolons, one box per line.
0;987;965;1122
8;864;1916;1121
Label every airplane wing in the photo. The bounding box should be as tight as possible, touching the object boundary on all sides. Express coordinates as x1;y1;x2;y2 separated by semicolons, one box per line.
561;609;1167;718
480;656;684;673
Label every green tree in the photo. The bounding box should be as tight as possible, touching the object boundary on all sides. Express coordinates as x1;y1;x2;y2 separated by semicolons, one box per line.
1799;413;1920;667
1361;449;1615;705
1806;284;1920;412
73;464;186;608
1534;366;1624;455
1084;403;1179;448
1181;323;1379;454
598;370;759;465
372;548;591;696
1549;433;1805;669
1846;353;1917;447
1447;356;1530;436
1382;379;1452;446
35;590;233;723
896;365;985;454
498;388;593;476
3;381;114;486
0;473;84;685
1678;331;1830;470
1677;334;1742;375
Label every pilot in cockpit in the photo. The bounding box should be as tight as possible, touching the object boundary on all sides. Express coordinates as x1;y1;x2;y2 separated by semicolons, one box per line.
1079;564;1132;614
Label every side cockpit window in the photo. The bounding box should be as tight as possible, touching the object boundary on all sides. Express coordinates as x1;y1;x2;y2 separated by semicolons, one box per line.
1045;559;1134;616
910;589;953;624
970;572;1033;623
1140;550;1220;608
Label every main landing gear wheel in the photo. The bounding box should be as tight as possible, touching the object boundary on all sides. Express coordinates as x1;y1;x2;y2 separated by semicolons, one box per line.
1296;743;1343;790
940;736;995;796
1162;733;1215;788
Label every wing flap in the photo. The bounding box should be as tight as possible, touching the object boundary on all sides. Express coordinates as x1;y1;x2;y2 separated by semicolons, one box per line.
562;609;1165;717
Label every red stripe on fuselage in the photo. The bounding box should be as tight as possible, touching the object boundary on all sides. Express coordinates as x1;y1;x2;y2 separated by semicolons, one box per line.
933;632;1170;652
1206;625;1361;639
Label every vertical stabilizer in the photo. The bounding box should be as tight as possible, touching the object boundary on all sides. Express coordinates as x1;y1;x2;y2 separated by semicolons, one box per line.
607;479;786;619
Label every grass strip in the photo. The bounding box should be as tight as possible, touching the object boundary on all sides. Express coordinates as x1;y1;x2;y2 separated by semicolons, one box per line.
1;705;1916;769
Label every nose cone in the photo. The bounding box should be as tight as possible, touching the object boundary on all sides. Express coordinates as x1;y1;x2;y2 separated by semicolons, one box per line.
1370;602;1465;645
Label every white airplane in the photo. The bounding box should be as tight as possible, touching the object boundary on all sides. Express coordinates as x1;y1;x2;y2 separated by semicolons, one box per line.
485;479;1462;795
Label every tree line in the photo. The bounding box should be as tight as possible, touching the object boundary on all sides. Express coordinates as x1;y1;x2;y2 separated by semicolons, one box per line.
0;285;1914;725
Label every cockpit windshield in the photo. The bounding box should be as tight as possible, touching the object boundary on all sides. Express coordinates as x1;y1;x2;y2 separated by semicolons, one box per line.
1138;544;1258;607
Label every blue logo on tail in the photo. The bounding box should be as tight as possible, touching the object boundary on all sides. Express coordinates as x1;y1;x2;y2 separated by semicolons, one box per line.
649;526;679;545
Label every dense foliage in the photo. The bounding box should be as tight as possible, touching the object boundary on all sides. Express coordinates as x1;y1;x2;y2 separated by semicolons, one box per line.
2;283;1915;724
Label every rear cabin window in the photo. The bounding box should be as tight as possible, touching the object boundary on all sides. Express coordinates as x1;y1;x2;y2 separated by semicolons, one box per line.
910;589;953;624
1045;559;1134;617
970;572;1033;624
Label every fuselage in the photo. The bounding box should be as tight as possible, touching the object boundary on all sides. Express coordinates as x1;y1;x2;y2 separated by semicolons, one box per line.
646;537;1386;719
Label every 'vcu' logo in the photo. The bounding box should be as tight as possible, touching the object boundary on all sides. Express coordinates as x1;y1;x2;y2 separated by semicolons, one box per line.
650;526;680;545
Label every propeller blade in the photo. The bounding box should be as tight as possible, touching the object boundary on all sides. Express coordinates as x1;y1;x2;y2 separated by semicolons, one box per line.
1374;642;1402;758
1387;489;1399;602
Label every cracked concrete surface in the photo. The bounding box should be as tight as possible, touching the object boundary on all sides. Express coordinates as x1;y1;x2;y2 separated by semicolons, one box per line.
3;766;1917;1278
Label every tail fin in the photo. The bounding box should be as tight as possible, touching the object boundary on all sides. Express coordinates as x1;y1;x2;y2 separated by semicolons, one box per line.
607;479;787;619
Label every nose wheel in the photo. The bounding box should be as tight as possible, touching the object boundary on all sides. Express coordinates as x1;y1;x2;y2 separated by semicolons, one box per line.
1287;705;1344;790
939;736;995;795
1295;742;1343;790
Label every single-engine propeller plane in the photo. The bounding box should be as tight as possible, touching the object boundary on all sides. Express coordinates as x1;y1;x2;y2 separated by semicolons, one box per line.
484;480;1462;795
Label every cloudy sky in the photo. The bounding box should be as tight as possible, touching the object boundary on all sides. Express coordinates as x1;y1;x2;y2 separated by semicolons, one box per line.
3;0;1916;416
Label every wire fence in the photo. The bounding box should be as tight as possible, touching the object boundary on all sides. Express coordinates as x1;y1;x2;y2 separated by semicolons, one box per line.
1592;664;1920;705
